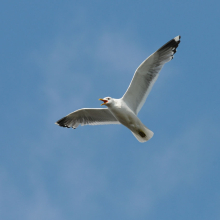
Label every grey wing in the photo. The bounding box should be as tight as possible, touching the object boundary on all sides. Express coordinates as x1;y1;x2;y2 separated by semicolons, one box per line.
122;36;181;115
55;108;120;129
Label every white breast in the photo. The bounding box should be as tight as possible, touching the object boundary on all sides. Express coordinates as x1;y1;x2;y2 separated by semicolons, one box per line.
108;99;141;130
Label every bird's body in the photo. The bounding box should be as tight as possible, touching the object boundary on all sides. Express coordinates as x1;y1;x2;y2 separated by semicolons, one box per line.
56;36;181;142
106;99;153;142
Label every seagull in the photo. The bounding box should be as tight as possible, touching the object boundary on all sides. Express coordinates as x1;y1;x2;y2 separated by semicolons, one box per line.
56;36;181;142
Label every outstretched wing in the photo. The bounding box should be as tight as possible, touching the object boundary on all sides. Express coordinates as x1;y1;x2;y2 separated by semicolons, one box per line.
122;36;181;115
55;108;120;129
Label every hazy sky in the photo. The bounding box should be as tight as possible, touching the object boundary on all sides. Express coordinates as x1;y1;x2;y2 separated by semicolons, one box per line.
1;0;220;219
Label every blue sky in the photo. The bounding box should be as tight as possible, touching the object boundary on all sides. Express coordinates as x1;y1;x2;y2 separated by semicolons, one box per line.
1;0;220;219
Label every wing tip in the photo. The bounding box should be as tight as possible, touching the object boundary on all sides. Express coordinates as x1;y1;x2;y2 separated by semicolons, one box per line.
172;35;181;57
158;35;181;56
169;35;181;59
174;35;181;42
55;117;71;128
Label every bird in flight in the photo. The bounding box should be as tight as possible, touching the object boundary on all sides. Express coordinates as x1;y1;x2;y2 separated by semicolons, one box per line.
56;36;181;142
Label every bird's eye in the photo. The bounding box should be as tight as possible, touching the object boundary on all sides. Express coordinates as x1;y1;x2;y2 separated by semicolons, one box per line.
107;98;110;100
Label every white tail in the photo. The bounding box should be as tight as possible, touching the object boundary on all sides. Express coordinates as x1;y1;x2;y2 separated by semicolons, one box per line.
131;126;154;143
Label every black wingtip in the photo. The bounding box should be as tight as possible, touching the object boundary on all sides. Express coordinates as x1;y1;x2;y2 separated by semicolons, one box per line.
158;35;181;55
55;117;70;128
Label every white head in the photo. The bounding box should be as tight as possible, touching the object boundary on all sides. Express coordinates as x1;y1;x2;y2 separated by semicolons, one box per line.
99;97;114;106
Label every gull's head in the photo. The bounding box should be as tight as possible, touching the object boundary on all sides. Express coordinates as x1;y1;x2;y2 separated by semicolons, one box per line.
99;97;113;106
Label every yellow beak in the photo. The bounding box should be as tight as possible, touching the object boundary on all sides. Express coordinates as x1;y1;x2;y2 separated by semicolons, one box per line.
99;98;107;106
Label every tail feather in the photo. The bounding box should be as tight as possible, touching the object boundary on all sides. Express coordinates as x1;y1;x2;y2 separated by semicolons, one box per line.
131;127;154;143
